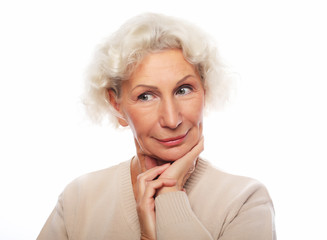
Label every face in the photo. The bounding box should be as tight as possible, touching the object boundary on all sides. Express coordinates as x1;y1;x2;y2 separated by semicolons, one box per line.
113;49;205;162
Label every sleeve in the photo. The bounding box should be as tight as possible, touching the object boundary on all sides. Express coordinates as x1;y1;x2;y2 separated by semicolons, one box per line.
218;183;276;240
155;191;213;240
37;193;69;240
155;183;276;240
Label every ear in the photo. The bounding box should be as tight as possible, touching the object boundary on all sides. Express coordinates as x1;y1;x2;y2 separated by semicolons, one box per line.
107;89;129;127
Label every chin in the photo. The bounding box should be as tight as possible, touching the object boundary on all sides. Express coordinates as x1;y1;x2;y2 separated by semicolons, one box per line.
152;145;193;162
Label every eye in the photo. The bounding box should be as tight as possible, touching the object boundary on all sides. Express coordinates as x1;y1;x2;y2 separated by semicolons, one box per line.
176;85;193;95
137;92;154;101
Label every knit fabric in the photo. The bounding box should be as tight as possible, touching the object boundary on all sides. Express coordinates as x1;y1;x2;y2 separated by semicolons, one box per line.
37;159;276;239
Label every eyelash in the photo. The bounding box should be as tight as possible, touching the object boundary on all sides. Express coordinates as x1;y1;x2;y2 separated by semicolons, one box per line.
137;92;154;101
176;85;193;95
137;85;194;102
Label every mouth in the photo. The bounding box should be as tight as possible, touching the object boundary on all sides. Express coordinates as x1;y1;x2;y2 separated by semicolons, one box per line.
155;132;188;147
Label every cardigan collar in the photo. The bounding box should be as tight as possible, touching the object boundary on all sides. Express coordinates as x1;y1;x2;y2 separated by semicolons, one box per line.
118;157;208;233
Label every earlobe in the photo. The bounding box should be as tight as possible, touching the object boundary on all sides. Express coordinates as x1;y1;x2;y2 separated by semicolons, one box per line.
107;89;129;127
118;117;129;127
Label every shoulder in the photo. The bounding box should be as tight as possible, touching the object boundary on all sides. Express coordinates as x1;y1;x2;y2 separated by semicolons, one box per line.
51;160;132;237
186;159;275;237
189;159;274;231
210;162;268;193
61;160;130;202
189;159;273;209
67;162;120;188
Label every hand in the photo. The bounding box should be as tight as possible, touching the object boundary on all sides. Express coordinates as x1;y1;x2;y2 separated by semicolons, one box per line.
135;163;176;240
157;137;204;195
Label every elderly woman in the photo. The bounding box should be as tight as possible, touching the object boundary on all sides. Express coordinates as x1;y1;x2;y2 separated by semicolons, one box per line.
38;13;276;240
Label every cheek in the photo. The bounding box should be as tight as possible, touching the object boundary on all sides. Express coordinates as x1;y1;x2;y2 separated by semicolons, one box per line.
184;96;205;124
124;107;156;137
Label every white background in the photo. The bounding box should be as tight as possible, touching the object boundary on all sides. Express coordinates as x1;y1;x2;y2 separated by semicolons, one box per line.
0;0;326;239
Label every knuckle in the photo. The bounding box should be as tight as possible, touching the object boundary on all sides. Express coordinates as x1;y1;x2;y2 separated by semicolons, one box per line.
136;173;145;182
136;203;146;213
145;180;155;188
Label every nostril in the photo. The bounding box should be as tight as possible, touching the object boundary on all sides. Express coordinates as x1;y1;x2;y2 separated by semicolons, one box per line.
159;101;182;129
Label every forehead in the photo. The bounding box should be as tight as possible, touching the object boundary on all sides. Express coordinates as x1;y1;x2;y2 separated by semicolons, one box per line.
129;49;197;84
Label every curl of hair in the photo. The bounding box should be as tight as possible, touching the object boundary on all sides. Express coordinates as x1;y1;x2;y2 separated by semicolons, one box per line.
83;13;233;127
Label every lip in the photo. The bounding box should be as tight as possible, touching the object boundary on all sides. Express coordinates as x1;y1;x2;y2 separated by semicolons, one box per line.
156;132;188;147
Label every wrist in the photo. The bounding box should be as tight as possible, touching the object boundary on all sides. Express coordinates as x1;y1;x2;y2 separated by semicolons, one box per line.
156;186;179;196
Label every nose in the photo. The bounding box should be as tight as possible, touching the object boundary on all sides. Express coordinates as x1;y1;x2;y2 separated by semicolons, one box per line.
159;98;182;129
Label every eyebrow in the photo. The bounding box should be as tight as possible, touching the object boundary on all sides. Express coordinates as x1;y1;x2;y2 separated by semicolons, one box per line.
131;74;196;91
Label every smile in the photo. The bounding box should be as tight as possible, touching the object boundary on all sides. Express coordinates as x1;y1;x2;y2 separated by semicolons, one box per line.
156;132;188;147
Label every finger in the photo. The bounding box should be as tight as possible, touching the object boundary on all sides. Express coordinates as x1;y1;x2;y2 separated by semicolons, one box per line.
177;137;204;166
137;163;171;196
189;137;204;158
143;178;177;200
138;163;171;182
158;138;204;186
171;137;204;171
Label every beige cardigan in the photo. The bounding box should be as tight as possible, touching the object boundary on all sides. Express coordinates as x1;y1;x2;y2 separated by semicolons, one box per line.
37;159;276;239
